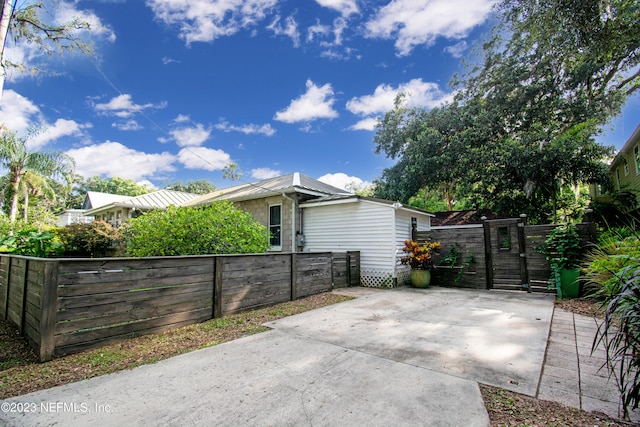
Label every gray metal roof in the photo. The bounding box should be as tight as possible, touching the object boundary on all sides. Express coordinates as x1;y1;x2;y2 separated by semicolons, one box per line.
83;192;130;209
85;190;199;214
184;172;352;205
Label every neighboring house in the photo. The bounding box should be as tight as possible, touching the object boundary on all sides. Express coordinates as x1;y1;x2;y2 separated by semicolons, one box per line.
57;192;129;226
186;172;434;287
83;189;200;227
58;209;94;226
590;124;640;210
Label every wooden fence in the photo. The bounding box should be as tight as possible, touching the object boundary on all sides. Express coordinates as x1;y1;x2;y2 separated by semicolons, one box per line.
0;251;360;361
417;221;596;293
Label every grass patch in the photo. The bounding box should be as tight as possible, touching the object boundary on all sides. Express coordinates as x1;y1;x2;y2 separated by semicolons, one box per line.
0;292;352;399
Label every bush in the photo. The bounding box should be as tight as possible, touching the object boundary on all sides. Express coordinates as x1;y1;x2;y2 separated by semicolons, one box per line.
123;202;270;256
0;228;62;257
54;221;121;257
584;227;640;301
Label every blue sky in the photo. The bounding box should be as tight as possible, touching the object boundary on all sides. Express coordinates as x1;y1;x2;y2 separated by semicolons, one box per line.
1;0;638;192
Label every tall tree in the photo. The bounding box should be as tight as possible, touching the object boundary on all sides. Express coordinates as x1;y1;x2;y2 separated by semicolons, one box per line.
374;0;636;222
0;0;92;97
0;127;74;224
165;179;216;195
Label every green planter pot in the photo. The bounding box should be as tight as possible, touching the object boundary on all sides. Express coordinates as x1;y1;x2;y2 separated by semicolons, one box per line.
410;269;431;288
559;268;580;299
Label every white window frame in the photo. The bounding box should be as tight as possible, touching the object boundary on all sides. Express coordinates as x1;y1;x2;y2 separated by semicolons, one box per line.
624;157;629;176
635;145;640;174
268;204;282;251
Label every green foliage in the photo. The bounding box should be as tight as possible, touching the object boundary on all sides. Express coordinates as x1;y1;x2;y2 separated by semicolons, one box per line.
0;128;75;225
54;221;121;257
373;0;637;221
538;224;583;290
123;202;270;257
0;229;62;257
584;227;640;301
438;243;477;282
164;179;216;195
594;262;640;419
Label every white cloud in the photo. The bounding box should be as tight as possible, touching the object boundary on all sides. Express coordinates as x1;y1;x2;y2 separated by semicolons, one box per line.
274;79;338;124
113;120;143;131
29;119;90;150
315;0;359;17
56;1;117;43
173;114;191;123
345;79;454;130
349;117;379;131
251;167;281;179
0;90;89;148
162;57;179;65
67;141;176;181
318;172;370;192
146;0;278;45
168;123;212;147
347;79;452;115
444;41;468;58
215;120;276;136
93;94;166;118
365;0;496;56
267;15;300;47
177;146;231;171
0;90;40;132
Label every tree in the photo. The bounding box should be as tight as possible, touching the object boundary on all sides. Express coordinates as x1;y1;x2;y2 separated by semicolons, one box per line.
0;0;92;97
123;203;270;257
165;179;216;195
0;127;74;224
374;0;635;222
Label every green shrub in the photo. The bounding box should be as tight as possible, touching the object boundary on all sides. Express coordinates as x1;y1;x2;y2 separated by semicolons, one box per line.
538;223;583;292
123;202;270;257
0;228;62;257
54;221;121;257
584;227;640;301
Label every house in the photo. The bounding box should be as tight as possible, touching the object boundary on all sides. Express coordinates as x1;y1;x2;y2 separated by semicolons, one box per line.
58;209;94;226
590;124;640;211
83;189;200;227
186;172;434;287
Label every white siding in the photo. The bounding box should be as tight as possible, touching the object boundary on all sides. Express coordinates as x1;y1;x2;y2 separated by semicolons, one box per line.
393;209;432;285
302;199;432;287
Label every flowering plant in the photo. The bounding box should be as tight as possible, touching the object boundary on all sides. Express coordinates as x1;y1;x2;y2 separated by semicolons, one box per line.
400;240;441;270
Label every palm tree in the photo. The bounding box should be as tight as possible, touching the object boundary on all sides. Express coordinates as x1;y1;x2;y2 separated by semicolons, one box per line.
0;127;74;224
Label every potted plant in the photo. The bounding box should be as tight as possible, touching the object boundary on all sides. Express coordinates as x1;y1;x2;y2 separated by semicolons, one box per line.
540;223;583;298
400;240;441;288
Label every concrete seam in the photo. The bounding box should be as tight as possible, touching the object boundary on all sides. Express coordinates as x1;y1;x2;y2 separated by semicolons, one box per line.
535;304;555;398
573;312;583;410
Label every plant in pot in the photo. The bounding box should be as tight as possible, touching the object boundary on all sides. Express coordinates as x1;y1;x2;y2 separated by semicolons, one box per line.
400;240;441;288
540;223;583;298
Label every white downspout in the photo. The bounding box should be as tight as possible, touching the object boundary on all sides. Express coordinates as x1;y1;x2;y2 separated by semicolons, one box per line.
282;192;297;252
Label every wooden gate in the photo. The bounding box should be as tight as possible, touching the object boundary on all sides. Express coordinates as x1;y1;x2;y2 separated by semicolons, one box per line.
484;218;531;292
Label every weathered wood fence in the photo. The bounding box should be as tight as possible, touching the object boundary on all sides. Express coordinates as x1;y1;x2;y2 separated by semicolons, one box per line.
417;220;596;293
0;251;360;361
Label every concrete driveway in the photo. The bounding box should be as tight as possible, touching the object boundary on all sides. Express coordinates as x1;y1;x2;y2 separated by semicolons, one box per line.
1;287;554;427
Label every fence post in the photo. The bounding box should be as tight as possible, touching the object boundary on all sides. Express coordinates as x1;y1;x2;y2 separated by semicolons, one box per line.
346;252;352;287
39;261;58;362
517;216;530;293
290;253;297;301
213;257;223;318
482;220;493;290
1;256;10;319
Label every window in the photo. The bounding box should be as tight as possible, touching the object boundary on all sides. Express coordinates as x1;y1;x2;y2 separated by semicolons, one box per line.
616;168;621;190
497;226;510;250
635;145;640;174
269;205;282;248
624;158;629;176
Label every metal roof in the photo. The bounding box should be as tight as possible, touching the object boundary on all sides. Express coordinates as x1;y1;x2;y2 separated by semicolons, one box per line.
85;190;199;214
184;172;352;205
83;192;130;209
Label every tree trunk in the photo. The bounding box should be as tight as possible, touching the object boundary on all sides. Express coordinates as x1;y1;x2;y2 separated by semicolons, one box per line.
9;173;19;224
0;0;16;99
22;190;28;222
